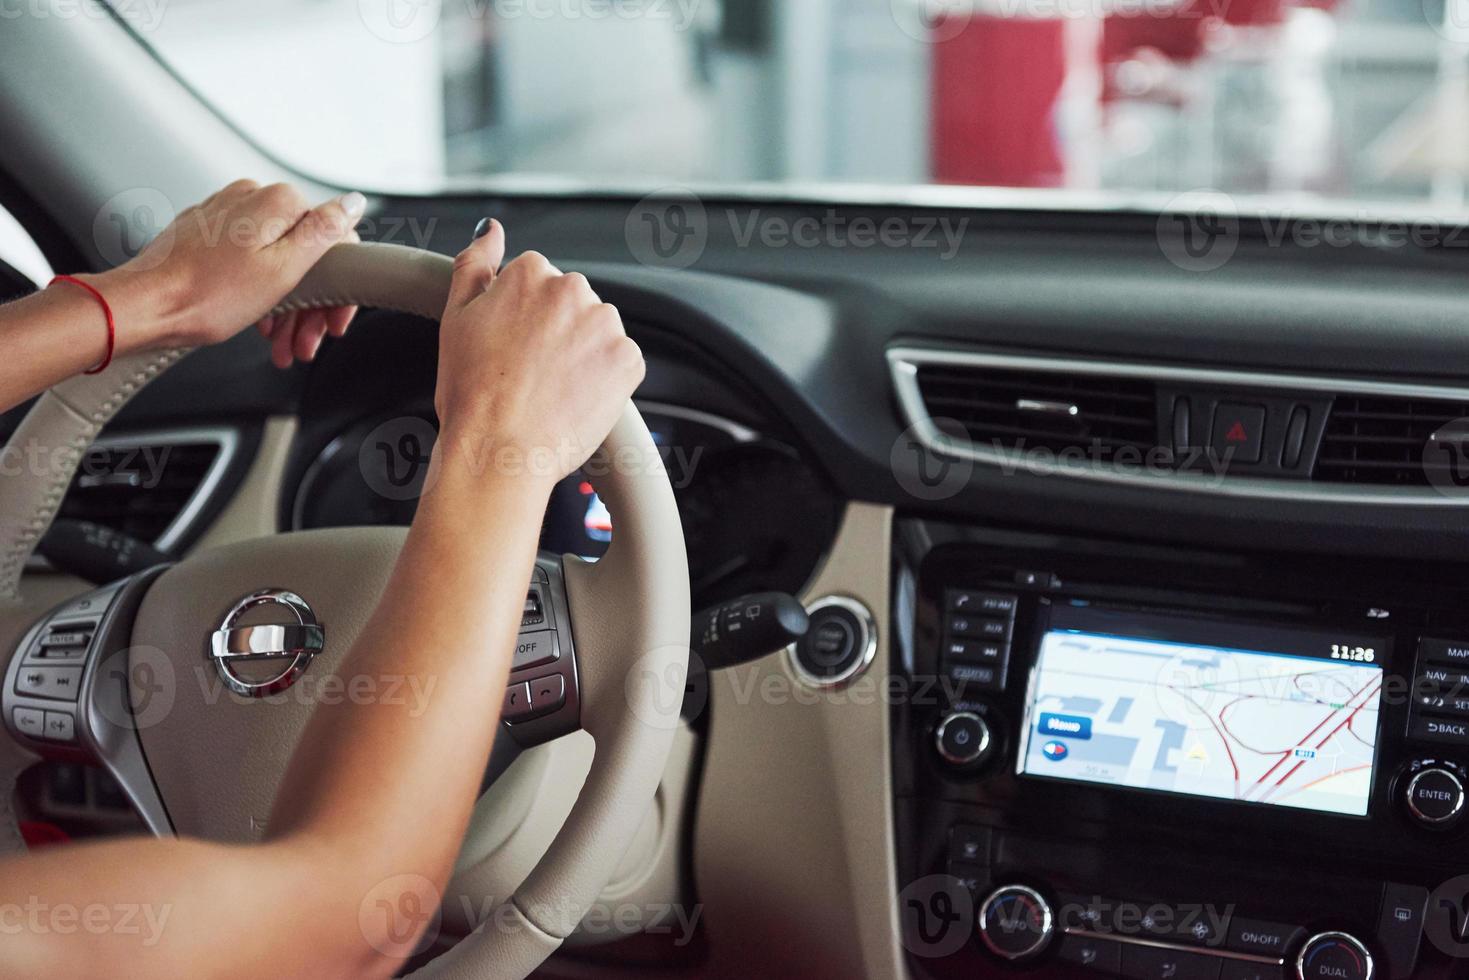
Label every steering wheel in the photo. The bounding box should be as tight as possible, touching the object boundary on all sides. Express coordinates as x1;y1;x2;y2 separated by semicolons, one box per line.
0;242;691;979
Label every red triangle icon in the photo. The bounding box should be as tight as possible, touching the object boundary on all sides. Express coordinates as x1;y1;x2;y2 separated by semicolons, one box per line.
1225;421;1249;443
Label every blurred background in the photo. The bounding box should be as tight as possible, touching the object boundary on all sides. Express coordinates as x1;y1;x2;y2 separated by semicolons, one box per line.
93;0;1469;208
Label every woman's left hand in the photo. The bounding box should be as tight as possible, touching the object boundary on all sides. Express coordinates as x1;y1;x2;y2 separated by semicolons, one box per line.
90;179;366;366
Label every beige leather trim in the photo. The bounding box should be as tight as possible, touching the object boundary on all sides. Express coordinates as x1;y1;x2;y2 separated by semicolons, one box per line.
0;350;189;601
190;416;297;552
694;503;903;980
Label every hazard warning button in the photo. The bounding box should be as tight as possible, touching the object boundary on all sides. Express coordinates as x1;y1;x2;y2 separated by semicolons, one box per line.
1211;403;1266;464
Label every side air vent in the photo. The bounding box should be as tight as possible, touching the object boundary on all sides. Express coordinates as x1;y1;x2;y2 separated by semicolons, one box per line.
1314;396;1469;487
55;429;239;553
913;363;1158;460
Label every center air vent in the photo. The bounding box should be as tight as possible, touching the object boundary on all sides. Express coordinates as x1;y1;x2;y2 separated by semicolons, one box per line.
55;429;238;553
1314;396;1469;487
913;363;1159;460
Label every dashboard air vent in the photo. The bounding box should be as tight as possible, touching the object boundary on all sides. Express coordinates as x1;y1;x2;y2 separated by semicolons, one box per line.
1314;395;1469;487
914;364;1159;459
55;430;236;552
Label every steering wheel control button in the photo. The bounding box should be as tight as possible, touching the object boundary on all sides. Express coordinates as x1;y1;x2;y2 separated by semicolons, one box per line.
43;711;75;743
788;597;877;688
1297;932;1373;980
1120;943;1219;980
977;885;1053;961
14;665;82;701
503;682;534;721
1212;402;1267;465
528;675;566;715
11;707;44;740
935;711;991;768
520;590;546;630
1404;765;1465;826
512;631;559;672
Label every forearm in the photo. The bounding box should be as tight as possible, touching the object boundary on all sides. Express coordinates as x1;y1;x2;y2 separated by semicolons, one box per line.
0;445;552;980
0;271;183;414
264;439;555;963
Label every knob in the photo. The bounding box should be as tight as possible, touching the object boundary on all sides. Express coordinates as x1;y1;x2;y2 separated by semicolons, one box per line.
1296;931;1373;980
1404;765;1465;828
935;711;991;768
977;884;1053;961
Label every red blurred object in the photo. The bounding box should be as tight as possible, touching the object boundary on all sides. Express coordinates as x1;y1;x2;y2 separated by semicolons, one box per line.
930;15;1067;187
1101;1;1212;70
20;821;71;848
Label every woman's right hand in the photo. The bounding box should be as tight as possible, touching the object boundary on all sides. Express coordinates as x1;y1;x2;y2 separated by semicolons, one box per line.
431;220;645;490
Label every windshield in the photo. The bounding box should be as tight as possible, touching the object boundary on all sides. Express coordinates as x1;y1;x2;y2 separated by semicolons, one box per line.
108;0;1469;211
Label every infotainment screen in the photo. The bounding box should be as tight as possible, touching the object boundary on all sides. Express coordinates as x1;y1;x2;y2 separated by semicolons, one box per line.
1017;605;1388;817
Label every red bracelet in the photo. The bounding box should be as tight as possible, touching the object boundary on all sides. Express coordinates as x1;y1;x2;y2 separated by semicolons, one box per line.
49;275;116;375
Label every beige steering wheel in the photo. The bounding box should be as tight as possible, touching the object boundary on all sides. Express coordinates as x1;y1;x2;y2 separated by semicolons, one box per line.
0;242;691;979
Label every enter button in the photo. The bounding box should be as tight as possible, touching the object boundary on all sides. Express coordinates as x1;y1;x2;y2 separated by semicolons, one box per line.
1228;917;1305;957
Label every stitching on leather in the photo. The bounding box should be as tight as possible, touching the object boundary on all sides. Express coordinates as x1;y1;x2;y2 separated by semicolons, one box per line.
0;349;187;600
272;297;440;320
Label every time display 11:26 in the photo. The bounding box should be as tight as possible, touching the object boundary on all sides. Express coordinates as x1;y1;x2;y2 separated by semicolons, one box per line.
1329;644;1377;663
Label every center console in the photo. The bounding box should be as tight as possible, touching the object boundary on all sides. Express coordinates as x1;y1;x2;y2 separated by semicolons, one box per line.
892;520;1469;980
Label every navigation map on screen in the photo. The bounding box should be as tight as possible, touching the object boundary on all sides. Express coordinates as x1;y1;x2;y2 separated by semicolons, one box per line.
1017;610;1385;817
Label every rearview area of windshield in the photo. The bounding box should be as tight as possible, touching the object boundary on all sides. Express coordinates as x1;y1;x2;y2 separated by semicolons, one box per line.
112;0;1467;208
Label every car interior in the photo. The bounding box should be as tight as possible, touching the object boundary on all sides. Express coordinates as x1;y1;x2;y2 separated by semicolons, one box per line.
4;2;1469;979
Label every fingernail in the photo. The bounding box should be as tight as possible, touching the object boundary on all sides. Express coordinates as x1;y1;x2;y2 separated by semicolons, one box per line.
473;217;494;241
338;191;367;220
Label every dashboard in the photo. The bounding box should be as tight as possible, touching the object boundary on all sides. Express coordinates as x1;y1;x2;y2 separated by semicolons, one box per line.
14;189;1469;980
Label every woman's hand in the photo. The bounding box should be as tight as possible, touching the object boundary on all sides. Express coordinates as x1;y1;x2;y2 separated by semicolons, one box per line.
431;220;646;492
88;179;365;365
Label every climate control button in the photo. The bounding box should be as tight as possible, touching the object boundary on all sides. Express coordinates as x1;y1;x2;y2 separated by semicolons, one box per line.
977;884;1053;961
1296;931;1373;980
